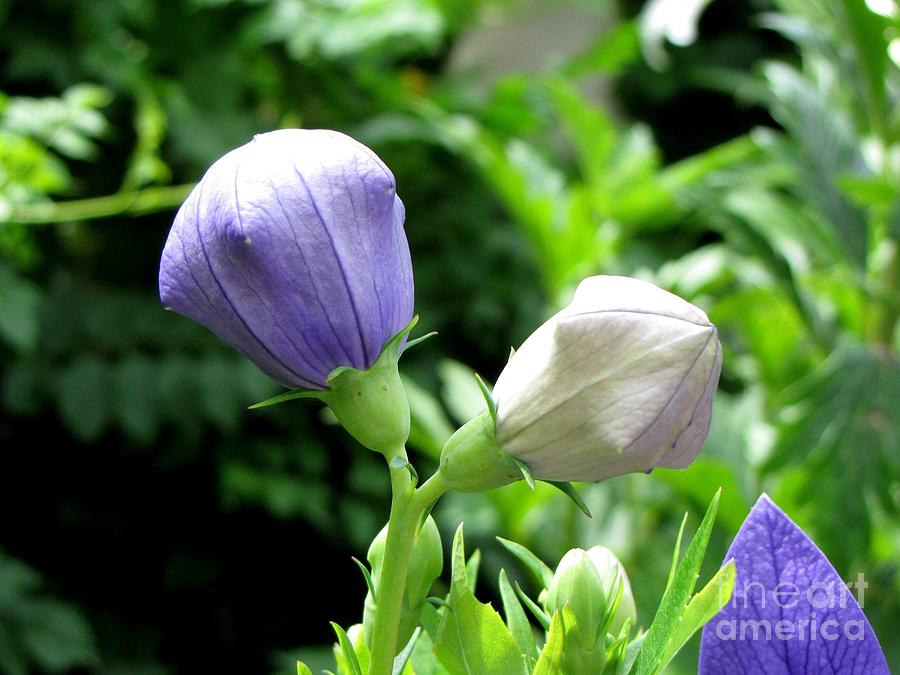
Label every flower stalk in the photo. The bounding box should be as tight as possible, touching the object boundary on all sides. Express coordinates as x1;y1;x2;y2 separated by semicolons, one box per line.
366;465;449;675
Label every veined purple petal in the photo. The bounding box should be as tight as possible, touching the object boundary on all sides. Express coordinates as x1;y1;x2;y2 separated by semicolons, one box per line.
699;494;889;675
159;129;414;389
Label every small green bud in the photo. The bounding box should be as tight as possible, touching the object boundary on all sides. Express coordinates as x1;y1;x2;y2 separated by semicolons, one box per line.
404;516;443;606
326;350;410;457
544;547;637;652
438;409;522;492
545;549;607;651
363;516;443;650
585;546;636;637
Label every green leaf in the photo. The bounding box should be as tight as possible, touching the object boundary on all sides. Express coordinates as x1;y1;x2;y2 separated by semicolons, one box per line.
465;549;481;596
0;265;41;352
392;627;421;675
433;525;529;675
513;581;550;631
351;557;376;601
331;622;362;675
498;569;538;665
297;661;314;675
495;537;554;589
833;0;888;137
655;560;736;670
632;488;721;675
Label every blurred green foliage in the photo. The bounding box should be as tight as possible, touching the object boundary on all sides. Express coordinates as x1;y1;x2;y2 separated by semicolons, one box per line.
0;0;897;673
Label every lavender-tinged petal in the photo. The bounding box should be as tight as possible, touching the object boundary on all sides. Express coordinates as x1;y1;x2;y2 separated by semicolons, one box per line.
699;495;889;675
159;129;414;389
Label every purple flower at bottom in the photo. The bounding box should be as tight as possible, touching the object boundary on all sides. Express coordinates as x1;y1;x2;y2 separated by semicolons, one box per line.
699;494;889;675
159;129;414;390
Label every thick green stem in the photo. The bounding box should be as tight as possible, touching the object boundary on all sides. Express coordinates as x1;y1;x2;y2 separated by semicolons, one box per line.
367;464;449;675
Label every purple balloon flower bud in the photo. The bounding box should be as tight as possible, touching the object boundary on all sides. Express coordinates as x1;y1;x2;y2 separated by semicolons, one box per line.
159;129;414;390
699;494;889;674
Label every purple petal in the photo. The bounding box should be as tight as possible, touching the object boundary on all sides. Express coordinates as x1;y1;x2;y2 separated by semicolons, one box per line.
159;129;414;389
699;494;889;675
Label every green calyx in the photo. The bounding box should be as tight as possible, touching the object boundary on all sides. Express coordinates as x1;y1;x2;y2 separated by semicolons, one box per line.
325;354;409;458
249;316;434;459
439;408;522;492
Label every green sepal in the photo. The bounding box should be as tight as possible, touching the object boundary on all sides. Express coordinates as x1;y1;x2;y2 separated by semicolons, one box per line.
331;622;362;675
297;661;314;675
546;481;592;518
403;331;438;352
439;410;521;492
352;556;376;602
511;457;535;490
495;537;554;588
325;351;410;457
382;315;420;360
474;373;498;425
248;388;323;409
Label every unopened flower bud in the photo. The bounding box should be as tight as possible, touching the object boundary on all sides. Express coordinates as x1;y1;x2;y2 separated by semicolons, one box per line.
584;546;636;637
544;546;636;653
363;515;442;649
440;275;721;489
545;549;608;651
159;129;415;453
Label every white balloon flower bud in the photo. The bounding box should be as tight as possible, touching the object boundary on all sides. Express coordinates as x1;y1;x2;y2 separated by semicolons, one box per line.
439;275;721;490
493;275;722;481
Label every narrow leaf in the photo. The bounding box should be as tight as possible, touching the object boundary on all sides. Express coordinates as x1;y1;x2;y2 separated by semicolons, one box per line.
656;560;735;670
351;557;376;601
499;568;539;664
514;581;550;631
633;488;721;675
495;537;554;588
392;627;422;675
433;526;529;675
331;622;362;675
